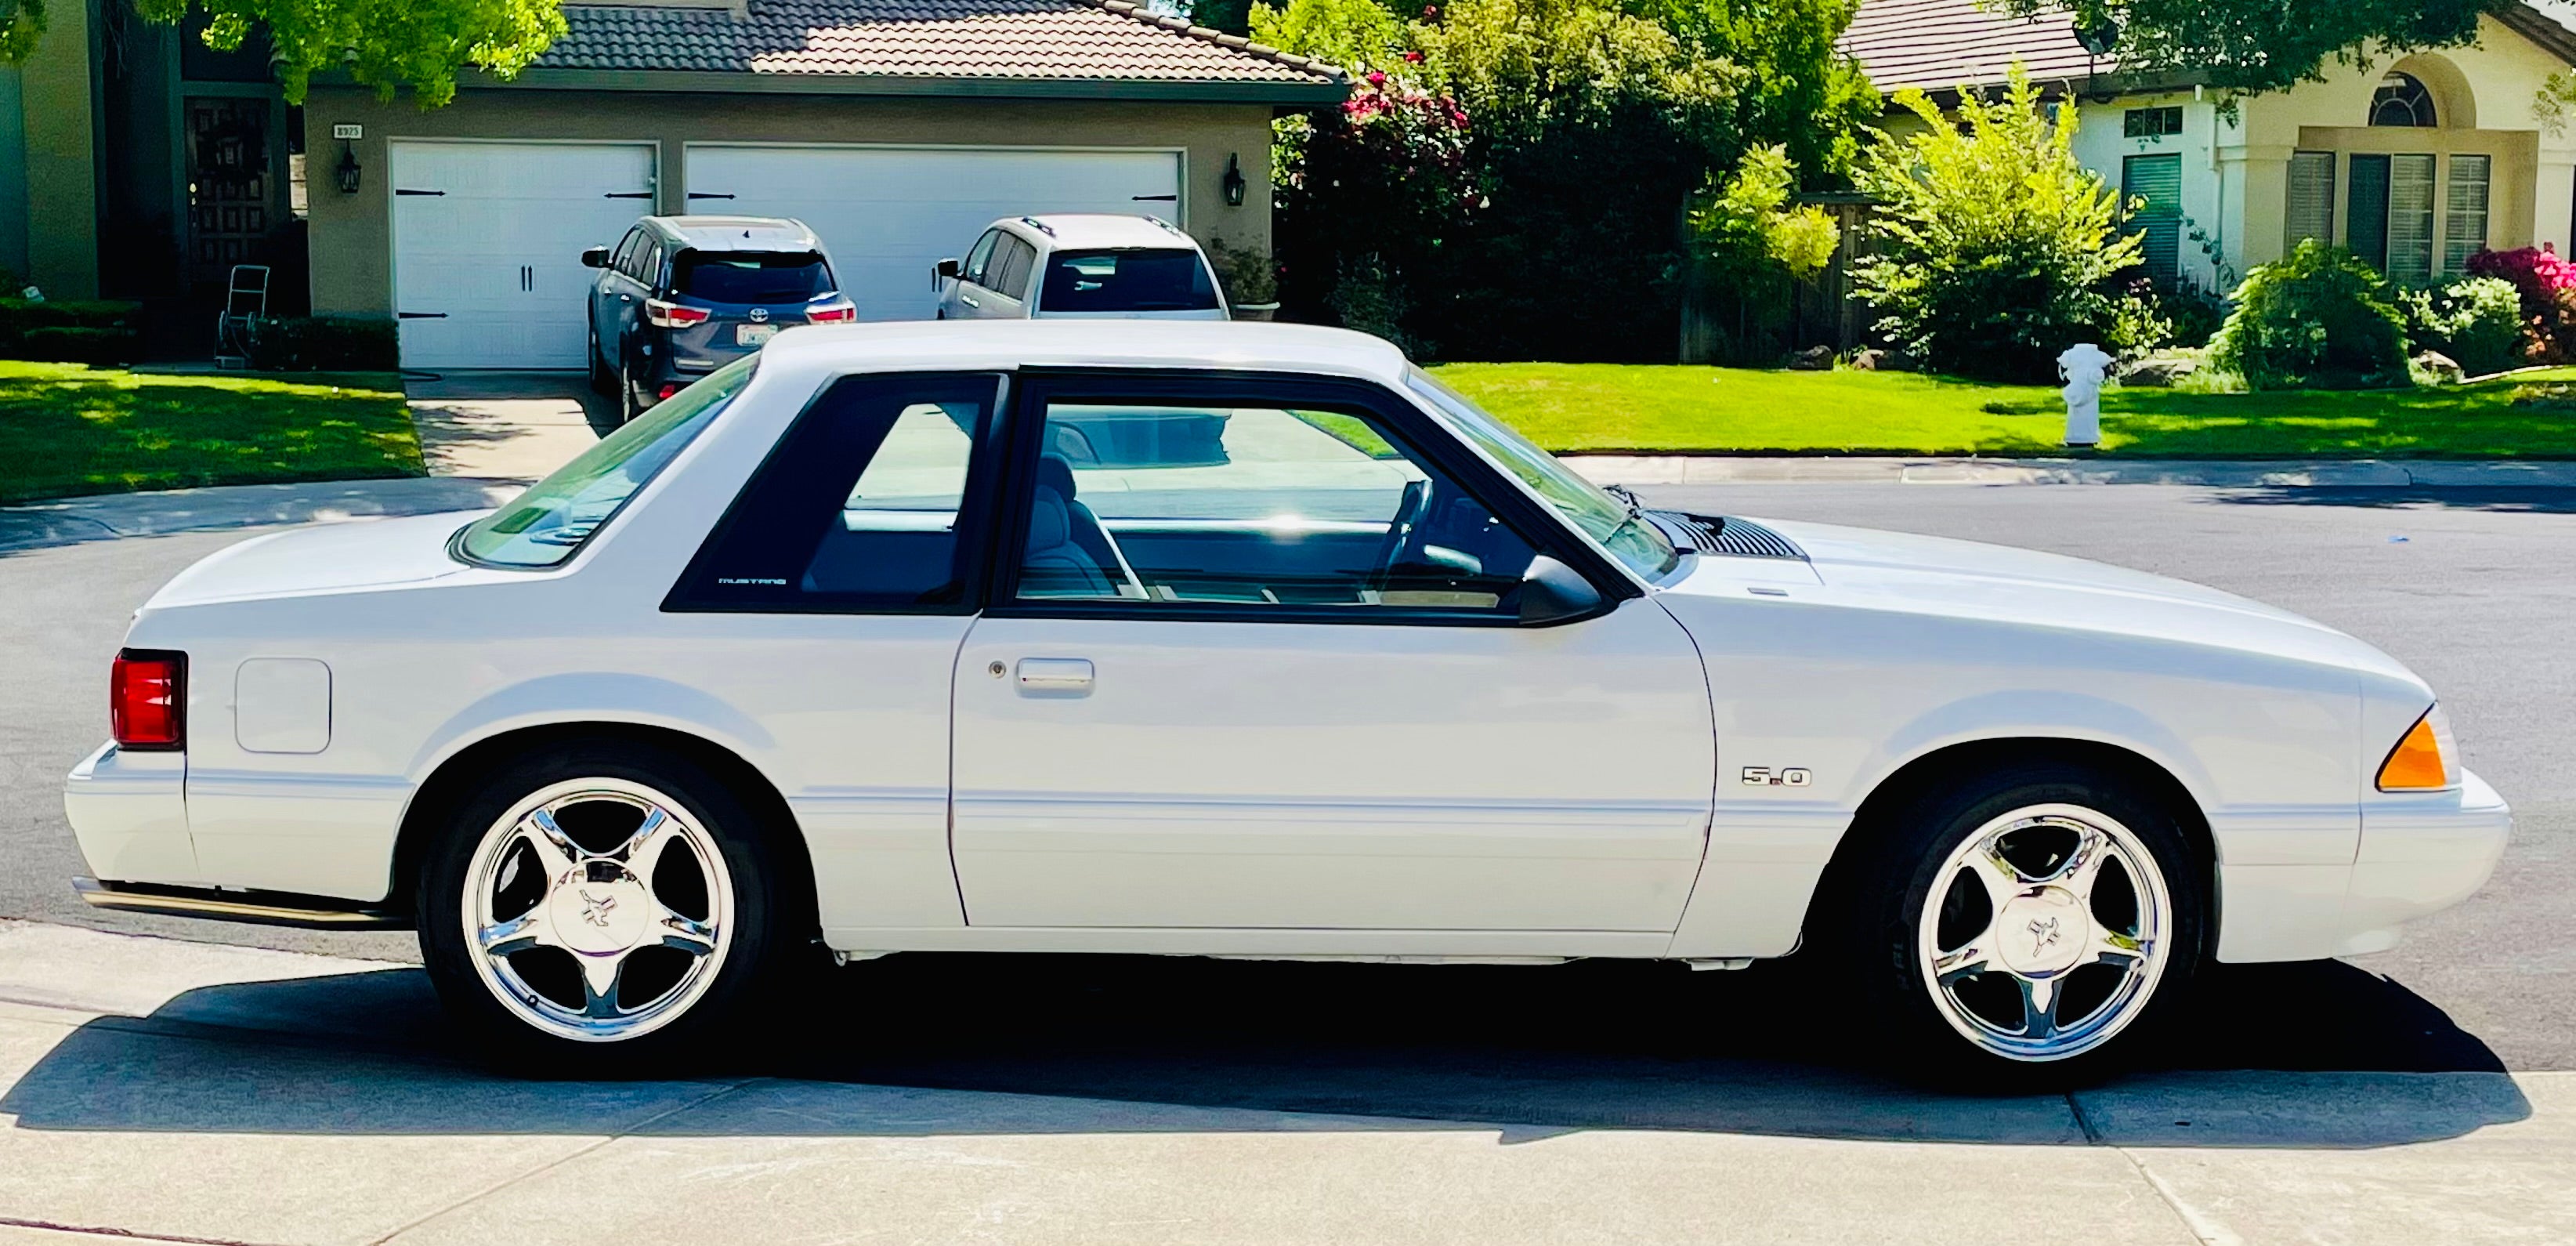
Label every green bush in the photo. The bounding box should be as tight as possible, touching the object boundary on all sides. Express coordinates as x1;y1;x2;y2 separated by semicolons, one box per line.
2209;241;2411;390
1850;67;2158;381
241;316;399;372
19;326;139;366
2398;276;2524;378
0;298;143;360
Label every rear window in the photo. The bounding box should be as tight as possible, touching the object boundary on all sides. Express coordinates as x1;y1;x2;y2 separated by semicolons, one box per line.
673;250;834;303
1039;248;1220;313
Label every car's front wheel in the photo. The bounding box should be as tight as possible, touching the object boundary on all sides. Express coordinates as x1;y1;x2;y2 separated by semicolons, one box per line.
1848;764;2205;1085
418;741;796;1074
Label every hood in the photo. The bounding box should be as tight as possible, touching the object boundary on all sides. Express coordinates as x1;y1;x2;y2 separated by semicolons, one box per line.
145;512;484;609
1659;516;2419;685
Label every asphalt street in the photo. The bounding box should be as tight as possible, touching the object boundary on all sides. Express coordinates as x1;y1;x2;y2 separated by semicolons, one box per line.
2;480;2570;1089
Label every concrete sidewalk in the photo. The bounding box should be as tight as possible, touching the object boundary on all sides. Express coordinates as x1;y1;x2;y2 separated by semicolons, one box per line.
0;920;2567;1246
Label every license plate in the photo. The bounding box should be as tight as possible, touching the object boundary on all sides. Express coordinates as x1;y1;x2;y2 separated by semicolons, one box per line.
736;323;778;346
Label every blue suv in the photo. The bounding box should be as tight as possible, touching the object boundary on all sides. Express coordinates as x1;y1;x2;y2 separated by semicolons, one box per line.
582;216;855;422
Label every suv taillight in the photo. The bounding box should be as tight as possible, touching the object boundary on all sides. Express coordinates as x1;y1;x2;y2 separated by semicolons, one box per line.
806;298;857;323
111;649;185;750
646;298;710;328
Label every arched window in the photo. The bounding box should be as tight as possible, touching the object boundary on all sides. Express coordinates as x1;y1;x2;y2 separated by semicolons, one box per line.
2370;73;2437;127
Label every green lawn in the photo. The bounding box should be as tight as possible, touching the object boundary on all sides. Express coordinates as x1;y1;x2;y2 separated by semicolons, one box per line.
1428;362;2576;458
0;362;425;504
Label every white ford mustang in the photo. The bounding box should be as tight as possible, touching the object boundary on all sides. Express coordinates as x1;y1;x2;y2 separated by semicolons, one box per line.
66;322;2509;1080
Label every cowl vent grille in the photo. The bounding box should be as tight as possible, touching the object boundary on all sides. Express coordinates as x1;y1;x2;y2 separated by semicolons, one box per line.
1655;512;1806;560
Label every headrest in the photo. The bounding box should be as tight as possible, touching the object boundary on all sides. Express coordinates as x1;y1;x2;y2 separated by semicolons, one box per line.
1027;484;1071;550
1037;453;1077;502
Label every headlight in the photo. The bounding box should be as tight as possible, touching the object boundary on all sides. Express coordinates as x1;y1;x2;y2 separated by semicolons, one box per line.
2375;703;2460;791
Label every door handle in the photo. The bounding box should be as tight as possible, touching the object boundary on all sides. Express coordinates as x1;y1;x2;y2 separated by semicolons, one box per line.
1015;658;1094;692
961;295;981;309
619;293;633;302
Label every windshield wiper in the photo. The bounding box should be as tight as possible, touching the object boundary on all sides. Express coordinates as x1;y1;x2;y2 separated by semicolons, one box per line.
1602;483;1644;516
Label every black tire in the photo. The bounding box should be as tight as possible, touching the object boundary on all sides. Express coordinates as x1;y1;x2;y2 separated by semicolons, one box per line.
616;353;639;426
1840;761;2208;1088
588;328;614;396
417;739;808;1077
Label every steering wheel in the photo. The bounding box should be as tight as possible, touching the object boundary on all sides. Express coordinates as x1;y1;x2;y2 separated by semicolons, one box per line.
1367;478;1436;591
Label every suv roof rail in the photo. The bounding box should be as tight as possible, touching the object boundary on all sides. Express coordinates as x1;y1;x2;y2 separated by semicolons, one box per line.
1018;216;1058;237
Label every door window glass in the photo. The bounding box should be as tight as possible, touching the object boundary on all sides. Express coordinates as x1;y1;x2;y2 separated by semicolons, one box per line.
610;228;642;276
1039;248;1221;313
670;373;1000;610
962;230;1000;286
989;237;1036;300
1012;400;1537;613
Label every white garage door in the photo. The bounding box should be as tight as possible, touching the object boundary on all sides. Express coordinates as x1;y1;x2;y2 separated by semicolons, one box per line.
684;146;1183;321
389;142;656;369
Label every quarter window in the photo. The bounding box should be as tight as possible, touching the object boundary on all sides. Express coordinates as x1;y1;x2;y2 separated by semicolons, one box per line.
1010;399;1538;615
669;373;1000;611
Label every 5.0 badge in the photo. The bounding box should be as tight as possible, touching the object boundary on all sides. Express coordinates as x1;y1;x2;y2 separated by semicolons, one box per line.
1740;766;1812;787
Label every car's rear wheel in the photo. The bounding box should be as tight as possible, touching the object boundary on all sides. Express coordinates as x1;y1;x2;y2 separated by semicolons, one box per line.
616;355;640;425
1847;764;2205;1085
418;742;795;1074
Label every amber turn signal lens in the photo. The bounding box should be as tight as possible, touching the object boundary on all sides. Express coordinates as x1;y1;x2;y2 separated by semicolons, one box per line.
2375;712;2449;791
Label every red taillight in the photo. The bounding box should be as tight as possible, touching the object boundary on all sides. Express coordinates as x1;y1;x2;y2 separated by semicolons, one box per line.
111;650;185;750
806;300;856;323
646;299;710;328
657;382;682;400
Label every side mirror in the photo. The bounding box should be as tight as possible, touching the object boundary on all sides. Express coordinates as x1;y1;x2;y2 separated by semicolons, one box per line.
934;257;961;286
581;246;610;269
1518;555;1605;626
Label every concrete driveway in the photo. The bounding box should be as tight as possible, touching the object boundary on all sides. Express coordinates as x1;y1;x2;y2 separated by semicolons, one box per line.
404;371;617;480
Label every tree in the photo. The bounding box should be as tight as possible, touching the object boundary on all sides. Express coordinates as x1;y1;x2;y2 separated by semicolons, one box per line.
1992;0;2495;97
1623;0;1877;180
1851;65;2158;379
4;0;566;106
1685;142;1840;361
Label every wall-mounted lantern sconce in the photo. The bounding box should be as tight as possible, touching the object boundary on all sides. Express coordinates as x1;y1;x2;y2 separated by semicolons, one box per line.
335;143;362;194
1222;154;1246;208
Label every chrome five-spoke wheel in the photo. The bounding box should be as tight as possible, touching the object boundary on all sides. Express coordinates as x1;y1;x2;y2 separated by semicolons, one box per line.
461;780;735;1043
1917;803;2172;1063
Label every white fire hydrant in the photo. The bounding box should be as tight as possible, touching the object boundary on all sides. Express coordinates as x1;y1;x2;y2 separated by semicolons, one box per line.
2057;342;2112;449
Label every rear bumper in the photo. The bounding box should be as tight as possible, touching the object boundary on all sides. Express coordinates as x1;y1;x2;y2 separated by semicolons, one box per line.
63;741;195;885
72;877;405;929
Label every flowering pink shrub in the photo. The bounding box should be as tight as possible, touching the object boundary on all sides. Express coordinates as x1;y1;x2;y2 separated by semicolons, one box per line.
2465;244;2576;363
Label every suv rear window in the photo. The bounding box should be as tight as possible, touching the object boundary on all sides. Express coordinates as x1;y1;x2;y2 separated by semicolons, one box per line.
673;251;834;303
1038;248;1219;313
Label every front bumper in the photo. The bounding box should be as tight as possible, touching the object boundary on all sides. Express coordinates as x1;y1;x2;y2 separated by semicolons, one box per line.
2340;768;2513;953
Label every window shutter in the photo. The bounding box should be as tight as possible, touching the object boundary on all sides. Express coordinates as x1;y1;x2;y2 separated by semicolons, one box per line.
2286;151;2335;248
2386;154;2437;285
2122;154;2184;284
2444;155;2491;276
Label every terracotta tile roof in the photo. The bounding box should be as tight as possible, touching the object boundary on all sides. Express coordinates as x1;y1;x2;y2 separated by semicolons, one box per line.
540;0;1345;85
1837;0;2106;93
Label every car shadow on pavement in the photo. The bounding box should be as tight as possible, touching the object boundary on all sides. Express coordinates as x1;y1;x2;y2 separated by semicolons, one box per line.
0;954;2530;1149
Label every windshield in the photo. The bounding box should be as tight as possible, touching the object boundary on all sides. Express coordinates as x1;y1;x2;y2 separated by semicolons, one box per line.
1405;368;1681;580
673;251;834;303
455;357;755;568
1039;248;1221;313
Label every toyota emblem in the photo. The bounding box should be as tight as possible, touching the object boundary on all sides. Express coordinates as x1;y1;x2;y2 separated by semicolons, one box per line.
747;307;770;323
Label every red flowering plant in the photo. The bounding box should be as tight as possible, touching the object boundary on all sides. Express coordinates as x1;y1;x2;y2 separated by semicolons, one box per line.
2465;244;2576;363
1271;66;1474;343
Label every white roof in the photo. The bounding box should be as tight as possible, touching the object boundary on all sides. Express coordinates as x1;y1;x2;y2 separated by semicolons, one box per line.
1012;214;1199;250
760;319;1410;386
